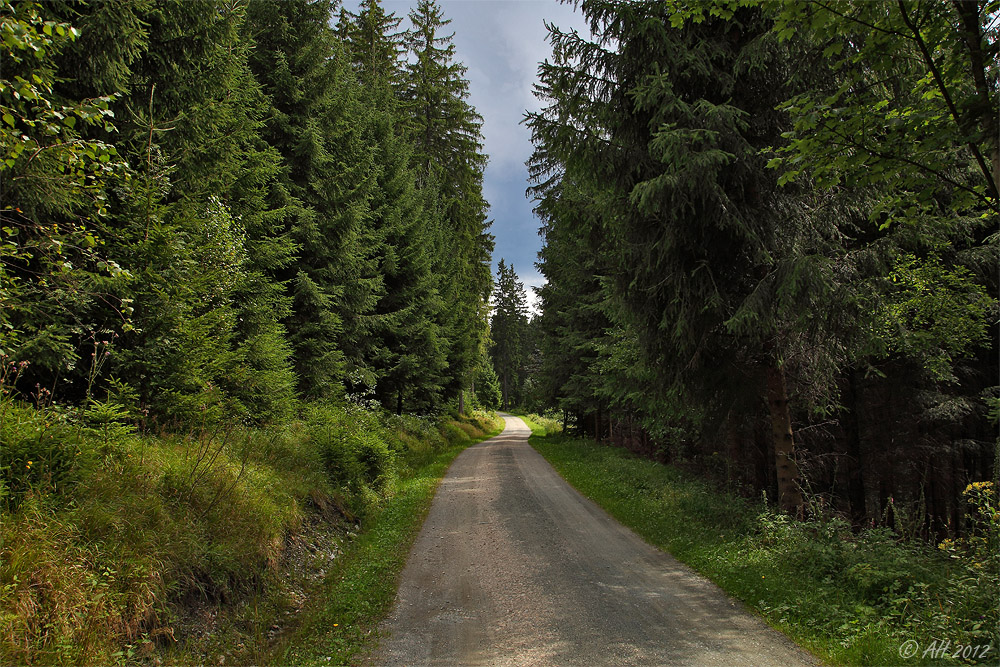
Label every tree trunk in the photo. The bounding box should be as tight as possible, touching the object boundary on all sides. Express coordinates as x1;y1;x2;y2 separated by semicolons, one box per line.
841;371;867;525
765;362;803;513
458;388;464;416
857;376;886;524
502;370;508;410
397;388;403;416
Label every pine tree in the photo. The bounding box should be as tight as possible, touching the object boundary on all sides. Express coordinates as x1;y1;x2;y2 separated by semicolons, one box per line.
247;0;378;400
489;260;528;410
403;0;494;407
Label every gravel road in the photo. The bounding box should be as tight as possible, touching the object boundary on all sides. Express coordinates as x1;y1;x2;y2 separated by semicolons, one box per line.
374;414;819;666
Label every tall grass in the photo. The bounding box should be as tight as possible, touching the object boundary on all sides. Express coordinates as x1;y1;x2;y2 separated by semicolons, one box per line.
273;410;504;666
0;391;502;666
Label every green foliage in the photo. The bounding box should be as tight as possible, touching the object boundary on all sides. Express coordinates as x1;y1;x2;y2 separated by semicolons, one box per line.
340;5;448;413
878;254;992;381
247;0;365;401
307;405;396;497
0;397;501;665
527;0;995;525
771;0;998;221
473;362;502;410
4;0;495;424
489;259;529;409
0;398;86;510
1;412;310;665
517;412;563;437
0;0;132;380
532;178;616;419
531;431;999;666
400;0;494;406
0;0;504;661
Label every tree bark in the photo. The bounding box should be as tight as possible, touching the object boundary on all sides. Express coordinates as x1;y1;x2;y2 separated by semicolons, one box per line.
950;0;1000;199
765;362;803;513
502;370;508;410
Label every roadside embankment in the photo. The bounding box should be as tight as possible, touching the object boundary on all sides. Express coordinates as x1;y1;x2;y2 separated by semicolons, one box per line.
0;400;502;666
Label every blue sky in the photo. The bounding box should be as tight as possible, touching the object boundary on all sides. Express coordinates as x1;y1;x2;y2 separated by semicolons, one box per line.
344;0;592;311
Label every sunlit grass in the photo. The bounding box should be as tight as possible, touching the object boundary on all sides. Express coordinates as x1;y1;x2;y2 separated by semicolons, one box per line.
0;400;503;666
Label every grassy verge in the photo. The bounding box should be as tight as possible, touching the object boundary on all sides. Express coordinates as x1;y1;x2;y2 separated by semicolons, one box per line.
271;413;504;666
0;396;502;666
525;427;998;666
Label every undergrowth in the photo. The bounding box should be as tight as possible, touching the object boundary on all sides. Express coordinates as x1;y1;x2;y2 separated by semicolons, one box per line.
0;390;502;666
526;428;998;667
273;410;504;666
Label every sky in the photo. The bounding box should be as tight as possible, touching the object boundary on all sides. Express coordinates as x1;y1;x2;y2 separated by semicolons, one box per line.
344;0;592;312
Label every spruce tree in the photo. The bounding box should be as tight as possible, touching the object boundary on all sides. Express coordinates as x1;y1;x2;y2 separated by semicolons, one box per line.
403;0;494;407
489;260;528;410
34;0;298;420
247;0;378;400
527;1;842;510
340;0;447;413
532;178;615;431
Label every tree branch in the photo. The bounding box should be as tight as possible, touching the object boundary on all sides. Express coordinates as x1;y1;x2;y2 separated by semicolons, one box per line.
897;0;999;201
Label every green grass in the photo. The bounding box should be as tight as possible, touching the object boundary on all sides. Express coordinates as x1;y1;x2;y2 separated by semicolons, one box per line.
269;413;504;666
0;396;503;666
516;412;561;437
526;431;999;667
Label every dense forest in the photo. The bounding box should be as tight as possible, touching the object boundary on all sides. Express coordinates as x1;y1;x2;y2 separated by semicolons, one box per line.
1;0;997;663
516;0;997;535
1;0;494;424
1;0;501;662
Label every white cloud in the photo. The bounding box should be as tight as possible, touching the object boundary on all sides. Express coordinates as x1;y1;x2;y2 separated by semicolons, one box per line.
522;272;545;316
446;1;590;173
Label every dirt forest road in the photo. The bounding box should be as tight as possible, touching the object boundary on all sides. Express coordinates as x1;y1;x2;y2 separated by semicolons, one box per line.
374;414;818;666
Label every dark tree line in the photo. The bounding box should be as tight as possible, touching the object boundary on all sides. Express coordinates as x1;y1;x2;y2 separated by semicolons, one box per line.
526;0;996;534
488;259;530;410
0;0;493;421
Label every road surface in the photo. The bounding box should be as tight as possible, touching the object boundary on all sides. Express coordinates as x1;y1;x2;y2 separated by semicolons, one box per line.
374;414;818;666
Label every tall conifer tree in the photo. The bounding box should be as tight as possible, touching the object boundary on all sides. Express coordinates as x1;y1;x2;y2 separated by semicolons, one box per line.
340;0;447;413
38;0;299;420
489;260;528;410
403;0;493;407
247;0;377;400
528;1;843;510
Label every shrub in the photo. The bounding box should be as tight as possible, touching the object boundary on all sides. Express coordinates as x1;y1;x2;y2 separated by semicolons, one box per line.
0;402;89;511
521;412;563;436
351;432;394;492
312;425;363;489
